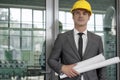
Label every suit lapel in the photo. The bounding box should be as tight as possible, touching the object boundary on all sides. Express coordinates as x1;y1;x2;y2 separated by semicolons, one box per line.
83;31;93;58
66;30;81;59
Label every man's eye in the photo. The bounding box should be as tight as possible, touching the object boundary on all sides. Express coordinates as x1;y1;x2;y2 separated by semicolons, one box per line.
75;12;79;15
83;12;88;15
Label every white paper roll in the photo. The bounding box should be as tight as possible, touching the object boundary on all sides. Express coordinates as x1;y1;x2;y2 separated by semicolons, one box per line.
74;54;105;70
60;57;120;79
76;57;120;73
60;54;105;78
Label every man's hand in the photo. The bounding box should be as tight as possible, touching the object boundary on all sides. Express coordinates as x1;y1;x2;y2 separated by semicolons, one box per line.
61;64;79;78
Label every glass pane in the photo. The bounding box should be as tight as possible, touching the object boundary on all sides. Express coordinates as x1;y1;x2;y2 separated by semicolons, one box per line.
10;8;20;28
10;30;20;36
22;9;32;28
59;11;65;23
95;14;104;31
22;36;32;50
22;31;32;50
59;11;74;31
33;37;45;66
10;36;20;49
66;12;74;30
0;30;9;61
33;31;45;37
33;10;45;28
0;30;8;46
10;23;20;28
33;31;45;68
0;30;8;35
0;8;8;27
10;30;20;49
22;31;31;36
88;14;95;31
10;8;20;21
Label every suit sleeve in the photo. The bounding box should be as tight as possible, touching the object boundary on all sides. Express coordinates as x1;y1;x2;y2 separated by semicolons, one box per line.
97;37;107;80
47;34;63;74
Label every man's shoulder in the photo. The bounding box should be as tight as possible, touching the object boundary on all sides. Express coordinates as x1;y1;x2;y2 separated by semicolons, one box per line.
88;31;102;39
88;31;101;37
59;30;73;36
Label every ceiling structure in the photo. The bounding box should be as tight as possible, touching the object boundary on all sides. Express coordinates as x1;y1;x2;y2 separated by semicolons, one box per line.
0;0;116;12
59;0;115;12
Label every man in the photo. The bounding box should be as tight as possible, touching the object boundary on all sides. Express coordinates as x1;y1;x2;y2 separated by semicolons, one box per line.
48;0;106;80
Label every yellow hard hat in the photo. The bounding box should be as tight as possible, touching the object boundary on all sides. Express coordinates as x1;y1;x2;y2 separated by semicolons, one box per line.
71;0;92;15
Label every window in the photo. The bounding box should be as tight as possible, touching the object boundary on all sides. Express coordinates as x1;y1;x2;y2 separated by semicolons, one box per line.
0;8;46;69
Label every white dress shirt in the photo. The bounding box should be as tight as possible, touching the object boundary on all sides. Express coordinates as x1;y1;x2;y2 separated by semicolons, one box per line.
74;28;88;55
73;28;88;80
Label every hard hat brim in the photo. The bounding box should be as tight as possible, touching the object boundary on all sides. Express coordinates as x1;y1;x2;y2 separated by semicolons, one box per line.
71;8;92;15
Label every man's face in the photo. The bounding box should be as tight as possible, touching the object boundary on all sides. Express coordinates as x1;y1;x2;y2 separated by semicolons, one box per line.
72;9;90;27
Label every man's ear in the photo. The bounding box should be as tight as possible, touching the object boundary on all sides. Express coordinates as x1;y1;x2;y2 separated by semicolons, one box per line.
88;15;91;20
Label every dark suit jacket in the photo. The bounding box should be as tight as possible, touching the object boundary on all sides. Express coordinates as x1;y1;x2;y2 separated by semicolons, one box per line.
48;30;106;80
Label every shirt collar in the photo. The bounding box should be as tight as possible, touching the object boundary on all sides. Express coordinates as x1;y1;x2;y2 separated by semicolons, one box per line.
74;28;87;35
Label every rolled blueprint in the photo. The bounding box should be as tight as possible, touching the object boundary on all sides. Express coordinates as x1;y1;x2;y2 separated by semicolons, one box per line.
60;54;105;78
73;54;105;70
60;57;120;79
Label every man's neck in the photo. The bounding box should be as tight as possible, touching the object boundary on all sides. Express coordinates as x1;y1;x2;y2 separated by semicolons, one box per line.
75;26;87;32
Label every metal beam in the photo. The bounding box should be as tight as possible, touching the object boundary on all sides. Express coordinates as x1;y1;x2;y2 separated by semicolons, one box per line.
45;0;59;80
116;0;120;80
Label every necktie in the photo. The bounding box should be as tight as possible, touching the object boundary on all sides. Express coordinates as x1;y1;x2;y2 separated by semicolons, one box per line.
78;33;84;80
78;33;83;60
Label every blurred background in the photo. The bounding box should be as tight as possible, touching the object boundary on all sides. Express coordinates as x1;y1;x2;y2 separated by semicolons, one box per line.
0;0;120;80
